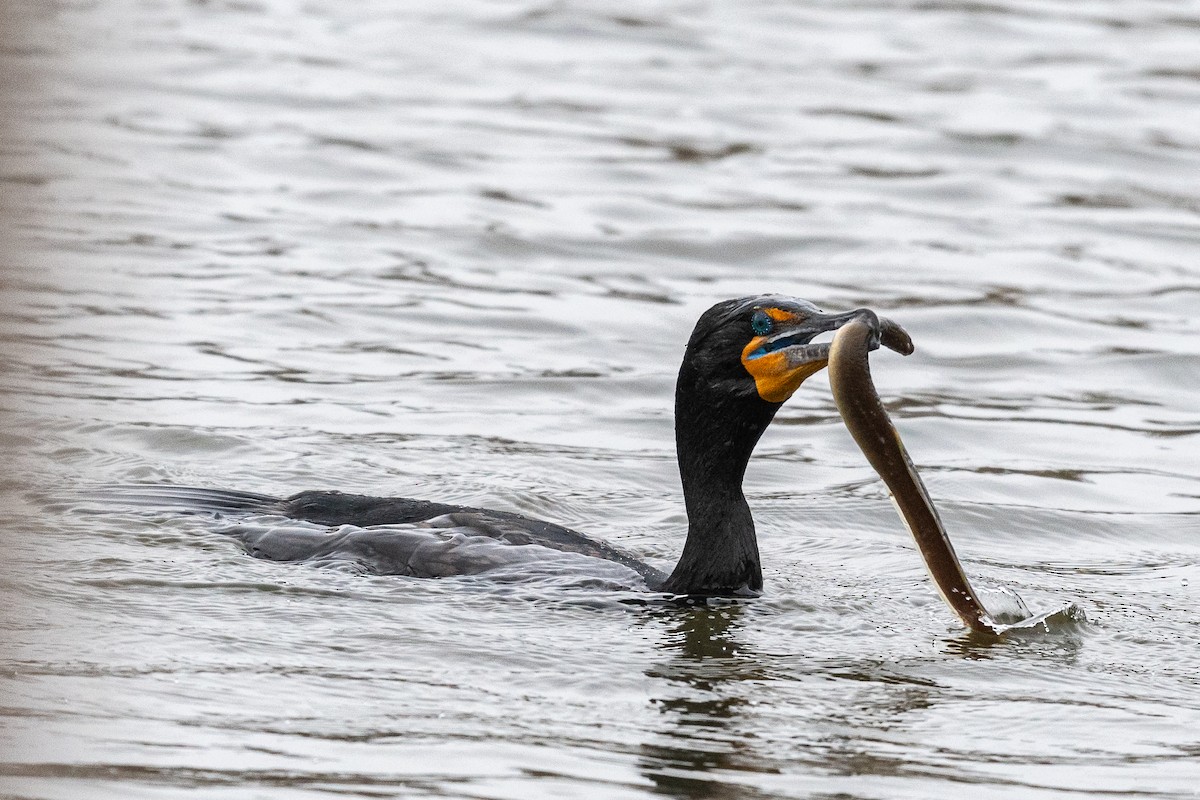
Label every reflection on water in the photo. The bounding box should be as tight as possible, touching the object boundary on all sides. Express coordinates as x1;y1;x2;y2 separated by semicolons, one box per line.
3;0;1200;798
643;606;763;800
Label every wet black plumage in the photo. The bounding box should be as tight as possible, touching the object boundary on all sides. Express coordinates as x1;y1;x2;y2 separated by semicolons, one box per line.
106;296;875;597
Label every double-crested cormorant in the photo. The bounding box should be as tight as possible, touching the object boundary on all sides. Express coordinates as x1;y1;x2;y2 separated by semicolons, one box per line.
106;296;916;598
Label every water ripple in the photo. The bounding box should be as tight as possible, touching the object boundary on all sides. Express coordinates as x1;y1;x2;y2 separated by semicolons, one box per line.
4;0;1200;798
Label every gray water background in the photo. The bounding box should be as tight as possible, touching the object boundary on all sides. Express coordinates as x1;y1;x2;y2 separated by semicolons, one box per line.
1;1;1198;798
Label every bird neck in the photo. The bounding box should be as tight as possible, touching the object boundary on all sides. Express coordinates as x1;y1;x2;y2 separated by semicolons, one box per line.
660;380;778;596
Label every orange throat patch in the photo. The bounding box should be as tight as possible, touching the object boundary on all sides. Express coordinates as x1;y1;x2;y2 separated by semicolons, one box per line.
741;338;828;403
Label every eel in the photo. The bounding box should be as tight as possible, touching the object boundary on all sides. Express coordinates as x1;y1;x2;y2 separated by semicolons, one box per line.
829;315;999;634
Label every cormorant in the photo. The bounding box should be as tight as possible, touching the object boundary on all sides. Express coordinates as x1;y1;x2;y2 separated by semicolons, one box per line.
106;296;914;598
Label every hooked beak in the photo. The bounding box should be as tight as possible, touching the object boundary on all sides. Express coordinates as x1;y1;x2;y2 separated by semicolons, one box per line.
741;307;914;404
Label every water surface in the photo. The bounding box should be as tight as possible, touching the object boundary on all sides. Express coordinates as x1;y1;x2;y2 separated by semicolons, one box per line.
2;1;1199;798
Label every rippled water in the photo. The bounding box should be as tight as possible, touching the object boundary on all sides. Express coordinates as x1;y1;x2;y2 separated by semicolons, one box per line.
2;1;1199;797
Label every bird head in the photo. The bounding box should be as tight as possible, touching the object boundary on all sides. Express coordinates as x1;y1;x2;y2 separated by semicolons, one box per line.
681;295;913;407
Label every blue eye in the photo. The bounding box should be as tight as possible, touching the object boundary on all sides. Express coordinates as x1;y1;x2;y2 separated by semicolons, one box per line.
751;310;773;336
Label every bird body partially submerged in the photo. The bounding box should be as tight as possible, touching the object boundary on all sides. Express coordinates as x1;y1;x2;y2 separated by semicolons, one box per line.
101;296;916;599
